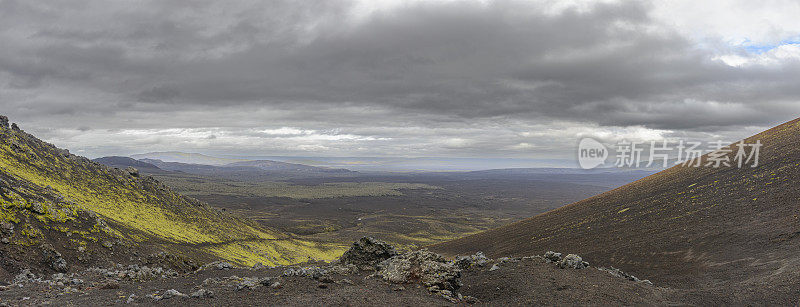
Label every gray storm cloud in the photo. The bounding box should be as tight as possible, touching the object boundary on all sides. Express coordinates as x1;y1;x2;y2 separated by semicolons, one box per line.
0;0;798;158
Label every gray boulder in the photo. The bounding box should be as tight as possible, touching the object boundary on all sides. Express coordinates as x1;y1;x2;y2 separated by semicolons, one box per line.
159;289;187;300
125;167;139;177
13;269;36;284
191;289;214;298
558;254;589;269
0;222;13;234
202;261;235;270
377;249;461;291
454;251;488;269
51;258;68;272
282;266;327;279
544;251;562;263
41;245;68;272
236;277;260;290
28;202;45;214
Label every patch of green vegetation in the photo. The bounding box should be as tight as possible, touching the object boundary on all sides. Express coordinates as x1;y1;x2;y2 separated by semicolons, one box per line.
0;203;20;224
206;239;348;266
15;225;42;246
0;127;339;265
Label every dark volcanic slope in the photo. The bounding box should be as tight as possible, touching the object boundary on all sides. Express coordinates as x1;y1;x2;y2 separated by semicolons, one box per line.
431;118;800;304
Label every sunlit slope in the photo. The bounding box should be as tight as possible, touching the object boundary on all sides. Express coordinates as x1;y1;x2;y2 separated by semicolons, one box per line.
0;123;344;266
432;118;800;300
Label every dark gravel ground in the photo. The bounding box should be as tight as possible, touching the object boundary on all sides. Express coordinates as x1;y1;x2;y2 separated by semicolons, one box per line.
0;256;668;306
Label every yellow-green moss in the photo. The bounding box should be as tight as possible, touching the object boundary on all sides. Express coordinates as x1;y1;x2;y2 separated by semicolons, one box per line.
206;239;347;266
0;130;335;265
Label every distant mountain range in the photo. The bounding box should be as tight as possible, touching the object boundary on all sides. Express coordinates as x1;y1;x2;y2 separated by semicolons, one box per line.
130;151;247;166
271;156;579;171
127;152;580;172
225;159;352;172
137;158;354;180
119;151;669;175
128;152;352;173
95;153;355;181
92;156;166;173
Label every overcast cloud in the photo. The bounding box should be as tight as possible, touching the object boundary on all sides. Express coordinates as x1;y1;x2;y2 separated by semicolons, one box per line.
1;0;799;160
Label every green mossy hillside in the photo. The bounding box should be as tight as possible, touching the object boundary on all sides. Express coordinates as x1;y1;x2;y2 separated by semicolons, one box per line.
0;119;344;267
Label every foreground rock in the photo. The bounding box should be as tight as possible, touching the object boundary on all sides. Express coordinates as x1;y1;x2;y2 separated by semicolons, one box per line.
544;251;562;263
597;267;652;285
0;238;674;306
454;252;488;269
338;237;397;270
558;254;589;269
40;244;68;272
377;249;462;292
191;289;214;298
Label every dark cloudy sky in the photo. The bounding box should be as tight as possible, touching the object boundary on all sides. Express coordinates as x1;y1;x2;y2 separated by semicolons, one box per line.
2;0;800;159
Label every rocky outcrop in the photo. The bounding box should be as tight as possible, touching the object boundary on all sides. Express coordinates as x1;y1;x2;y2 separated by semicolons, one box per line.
558;254;589;269
0;222;13;235
86;265;179;281
28;202;45;214
338;237;397;270
41;244;68;272
200;261;235;271
544;251;562;262
454;251;488;269
125;167;139;178
191;288;214;298
151;289;187;301
598;267;652;284
282;266;327;279
543;251;589;269
377;249;462;292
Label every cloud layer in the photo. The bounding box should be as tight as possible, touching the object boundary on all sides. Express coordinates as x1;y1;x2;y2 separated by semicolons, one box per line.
1;0;799;159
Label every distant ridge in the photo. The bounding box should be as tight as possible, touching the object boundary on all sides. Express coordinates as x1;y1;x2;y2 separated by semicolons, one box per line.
226;160;353;173
93;156;164;173
130;151;246;166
